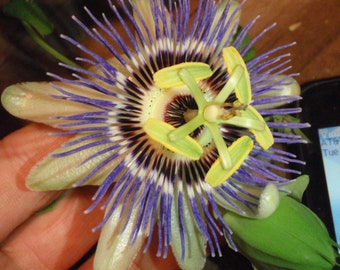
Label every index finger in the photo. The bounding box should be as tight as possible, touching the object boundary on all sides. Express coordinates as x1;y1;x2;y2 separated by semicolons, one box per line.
0;123;70;242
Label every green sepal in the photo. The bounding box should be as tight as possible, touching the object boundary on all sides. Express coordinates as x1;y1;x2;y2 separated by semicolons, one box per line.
281;175;310;202
224;196;339;270
3;0;54;36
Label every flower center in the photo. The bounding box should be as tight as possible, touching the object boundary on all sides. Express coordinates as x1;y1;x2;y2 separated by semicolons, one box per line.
143;47;274;186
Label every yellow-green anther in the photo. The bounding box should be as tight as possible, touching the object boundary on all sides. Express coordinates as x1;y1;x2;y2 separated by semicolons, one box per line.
240;105;274;150
143;118;203;160
222;46;251;105
205;136;253;187
153;62;213;89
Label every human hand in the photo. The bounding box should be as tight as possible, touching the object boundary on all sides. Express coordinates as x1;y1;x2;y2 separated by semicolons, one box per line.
0;124;178;270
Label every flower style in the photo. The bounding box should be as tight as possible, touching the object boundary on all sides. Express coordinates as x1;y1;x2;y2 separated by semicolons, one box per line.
1;0;310;269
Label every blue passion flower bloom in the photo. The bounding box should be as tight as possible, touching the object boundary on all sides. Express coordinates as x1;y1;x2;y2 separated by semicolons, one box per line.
1;0;311;269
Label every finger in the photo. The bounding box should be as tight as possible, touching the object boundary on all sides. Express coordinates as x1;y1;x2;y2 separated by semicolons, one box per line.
0;123;70;242
0;123;179;269
0;186;103;270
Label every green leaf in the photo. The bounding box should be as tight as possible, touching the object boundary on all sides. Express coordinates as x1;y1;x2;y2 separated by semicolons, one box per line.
3;0;54;36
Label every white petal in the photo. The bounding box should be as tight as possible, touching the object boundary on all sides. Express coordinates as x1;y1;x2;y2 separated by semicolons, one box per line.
94;201;148;270
254;76;301;110
1;81;103;126
132;0;169;42
212;182;279;219
27;136;114;190
256;183;280;219
170;192;207;270
211;0;241;44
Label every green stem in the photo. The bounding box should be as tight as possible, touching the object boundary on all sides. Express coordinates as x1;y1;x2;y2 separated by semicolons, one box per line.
23;22;80;68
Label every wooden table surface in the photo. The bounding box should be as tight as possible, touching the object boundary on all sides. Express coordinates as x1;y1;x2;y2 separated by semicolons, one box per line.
240;0;340;84
1;0;339;85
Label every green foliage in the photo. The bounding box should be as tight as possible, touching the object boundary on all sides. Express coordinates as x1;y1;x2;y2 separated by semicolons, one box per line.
3;0;54;36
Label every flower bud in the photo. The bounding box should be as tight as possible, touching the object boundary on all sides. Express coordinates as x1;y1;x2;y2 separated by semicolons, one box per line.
224;196;339;270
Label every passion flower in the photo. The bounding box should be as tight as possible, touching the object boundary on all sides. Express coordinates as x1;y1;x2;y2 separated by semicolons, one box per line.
1;0;311;269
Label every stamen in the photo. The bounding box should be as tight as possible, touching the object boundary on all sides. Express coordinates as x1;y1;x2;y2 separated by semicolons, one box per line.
153;62;213;89
148;47;273;171
222;46;251;104
222;46;274;150
143;118;203;160
240;106;274;150
206;136;253;187
223;116;265;130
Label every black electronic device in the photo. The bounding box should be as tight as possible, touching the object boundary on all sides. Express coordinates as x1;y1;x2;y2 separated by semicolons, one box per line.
297;77;340;250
